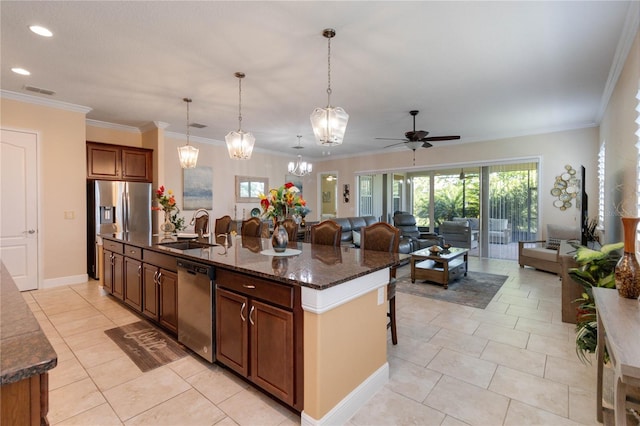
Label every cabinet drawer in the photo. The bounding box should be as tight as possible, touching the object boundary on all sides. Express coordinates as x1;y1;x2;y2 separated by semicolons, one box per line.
103;240;123;254
124;245;142;260
216;269;293;310
143;250;177;272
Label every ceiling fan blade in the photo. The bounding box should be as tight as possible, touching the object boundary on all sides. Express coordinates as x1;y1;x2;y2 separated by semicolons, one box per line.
384;141;407;149
422;141;433;148
375;137;407;141
412;130;429;140
422;135;461;142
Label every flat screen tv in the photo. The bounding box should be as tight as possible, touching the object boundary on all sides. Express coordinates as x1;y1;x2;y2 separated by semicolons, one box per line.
581;165;588;246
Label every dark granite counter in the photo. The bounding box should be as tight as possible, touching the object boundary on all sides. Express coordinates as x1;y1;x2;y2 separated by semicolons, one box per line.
101;233;407;290
1;263;57;385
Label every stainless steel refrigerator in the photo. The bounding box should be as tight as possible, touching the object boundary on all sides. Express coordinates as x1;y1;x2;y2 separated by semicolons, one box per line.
87;180;152;279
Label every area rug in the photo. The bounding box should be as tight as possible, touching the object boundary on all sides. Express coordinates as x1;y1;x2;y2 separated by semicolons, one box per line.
104;321;188;372
395;271;508;309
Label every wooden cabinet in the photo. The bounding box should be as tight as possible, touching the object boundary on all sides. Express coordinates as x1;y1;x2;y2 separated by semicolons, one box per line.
123;257;142;312
216;269;301;409
87;141;152;182
158;269;178;334
103;250;124;300
141;263;178;334
1;372;49;426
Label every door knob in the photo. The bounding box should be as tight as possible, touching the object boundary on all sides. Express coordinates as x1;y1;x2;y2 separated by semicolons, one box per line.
23;229;36;234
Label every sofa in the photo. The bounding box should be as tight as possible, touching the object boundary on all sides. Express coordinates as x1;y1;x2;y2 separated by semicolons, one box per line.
454;217;511;244
518;224;580;274
329;216;413;254
440;220;479;249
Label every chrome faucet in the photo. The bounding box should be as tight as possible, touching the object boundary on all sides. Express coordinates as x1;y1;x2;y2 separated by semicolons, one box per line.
190;209;210;239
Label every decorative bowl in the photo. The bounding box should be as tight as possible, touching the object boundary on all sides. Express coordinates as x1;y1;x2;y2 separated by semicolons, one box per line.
429;245;442;255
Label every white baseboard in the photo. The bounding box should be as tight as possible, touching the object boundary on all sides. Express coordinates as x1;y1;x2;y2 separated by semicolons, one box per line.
301;362;389;426
42;273;88;289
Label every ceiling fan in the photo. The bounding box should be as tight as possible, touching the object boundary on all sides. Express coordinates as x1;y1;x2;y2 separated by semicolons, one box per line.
376;110;460;150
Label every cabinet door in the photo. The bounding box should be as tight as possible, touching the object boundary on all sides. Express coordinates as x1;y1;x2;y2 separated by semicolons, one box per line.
122;148;152;182
250;299;294;405
123;257;142;312
87;143;119;179
142;264;159;320
103;250;114;293
158;269;178;334
112;253;124;300
216;288;249;377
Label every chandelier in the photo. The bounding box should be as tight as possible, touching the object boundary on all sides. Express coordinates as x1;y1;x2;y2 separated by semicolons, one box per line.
310;28;349;147
225;72;255;160
177;98;199;168
288;135;312;177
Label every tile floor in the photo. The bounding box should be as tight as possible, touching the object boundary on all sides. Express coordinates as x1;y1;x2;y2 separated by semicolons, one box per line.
22;258;613;425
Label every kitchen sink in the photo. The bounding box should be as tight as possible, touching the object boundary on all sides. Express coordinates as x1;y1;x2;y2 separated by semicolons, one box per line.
158;240;217;250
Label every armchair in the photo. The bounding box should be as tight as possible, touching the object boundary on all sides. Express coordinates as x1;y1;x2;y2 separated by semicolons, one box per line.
518;224;580;274
440;220;478;249
393;213;443;251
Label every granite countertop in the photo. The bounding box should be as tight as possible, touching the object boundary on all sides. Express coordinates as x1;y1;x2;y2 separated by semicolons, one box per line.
102;233;407;290
1;263;57;385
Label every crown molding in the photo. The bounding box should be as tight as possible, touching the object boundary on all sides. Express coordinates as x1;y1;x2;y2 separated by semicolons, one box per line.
596;1;640;122
1;89;92;114
86;119;141;133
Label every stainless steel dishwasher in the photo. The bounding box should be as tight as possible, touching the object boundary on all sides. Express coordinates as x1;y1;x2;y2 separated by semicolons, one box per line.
176;259;215;362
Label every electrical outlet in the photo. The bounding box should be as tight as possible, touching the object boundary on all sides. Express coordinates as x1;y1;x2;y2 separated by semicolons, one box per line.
377;287;384;305
64;210;75;220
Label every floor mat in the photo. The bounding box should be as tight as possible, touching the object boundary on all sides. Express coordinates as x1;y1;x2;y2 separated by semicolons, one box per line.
104;321;188;372
395;271;508;309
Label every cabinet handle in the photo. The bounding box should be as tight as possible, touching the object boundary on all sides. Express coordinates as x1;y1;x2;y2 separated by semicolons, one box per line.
240;302;246;321
249;305;255;325
242;284;256;289
157;272;163;286
153;270;158;284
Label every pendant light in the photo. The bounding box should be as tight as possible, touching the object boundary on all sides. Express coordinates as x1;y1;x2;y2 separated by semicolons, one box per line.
310;28;349;147
225;72;255;160
177;98;199;169
288;135;312;177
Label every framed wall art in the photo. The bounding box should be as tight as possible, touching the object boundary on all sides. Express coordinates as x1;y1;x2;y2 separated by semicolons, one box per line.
183;166;213;210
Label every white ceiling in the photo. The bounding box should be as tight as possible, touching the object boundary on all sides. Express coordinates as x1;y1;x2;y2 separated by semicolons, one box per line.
1;1;637;159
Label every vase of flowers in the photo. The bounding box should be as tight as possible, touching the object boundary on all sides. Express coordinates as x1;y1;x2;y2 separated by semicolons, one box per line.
259;182;306;252
152;185;178;237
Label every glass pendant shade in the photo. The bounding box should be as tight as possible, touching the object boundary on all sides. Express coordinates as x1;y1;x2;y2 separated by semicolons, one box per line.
225;130;255;160
177;144;199;168
310;106;349;147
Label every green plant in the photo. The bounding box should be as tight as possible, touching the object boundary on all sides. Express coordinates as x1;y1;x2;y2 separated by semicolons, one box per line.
568;242;623;364
170;211;186;231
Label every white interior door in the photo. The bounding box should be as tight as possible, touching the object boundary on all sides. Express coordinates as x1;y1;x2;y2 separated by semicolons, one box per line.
1;129;38;290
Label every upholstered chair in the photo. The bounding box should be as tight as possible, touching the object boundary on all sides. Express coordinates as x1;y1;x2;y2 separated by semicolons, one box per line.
360;222;400;345
393;213;443;250
214;215;232;245
310;220;342;246
241;217;262;237
280;218;299;242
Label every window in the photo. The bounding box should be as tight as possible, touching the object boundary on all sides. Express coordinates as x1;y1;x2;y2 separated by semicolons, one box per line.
358;175;373;216
235;176;268;203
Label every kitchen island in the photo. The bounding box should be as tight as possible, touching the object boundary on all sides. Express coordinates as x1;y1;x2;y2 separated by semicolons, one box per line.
101;233;405;425
1;263;57;426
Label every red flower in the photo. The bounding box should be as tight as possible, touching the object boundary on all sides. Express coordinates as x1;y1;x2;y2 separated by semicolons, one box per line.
284;182;294;189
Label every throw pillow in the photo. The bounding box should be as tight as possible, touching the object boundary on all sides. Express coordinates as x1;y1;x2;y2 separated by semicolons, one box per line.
546;237;561;250
352;230;361;247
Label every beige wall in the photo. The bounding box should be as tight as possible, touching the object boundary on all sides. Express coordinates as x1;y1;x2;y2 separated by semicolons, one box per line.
303;289;387;419
1;98;87;282
599;30;640;243
86;125;141;147
312;127;600;238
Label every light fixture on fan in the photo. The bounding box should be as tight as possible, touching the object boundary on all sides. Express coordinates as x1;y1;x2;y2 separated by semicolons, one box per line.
288;135;312;177
177;98;199;168
225;72;255;160
310;28;349;147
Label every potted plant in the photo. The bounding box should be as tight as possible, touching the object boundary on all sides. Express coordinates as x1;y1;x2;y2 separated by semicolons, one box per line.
568;241;623;364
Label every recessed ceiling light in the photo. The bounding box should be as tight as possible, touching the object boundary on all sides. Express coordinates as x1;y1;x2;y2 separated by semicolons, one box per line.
12;67;31;76
29;25;52;37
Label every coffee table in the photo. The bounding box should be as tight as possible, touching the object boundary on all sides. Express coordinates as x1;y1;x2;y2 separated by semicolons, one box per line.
410;247;469;289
